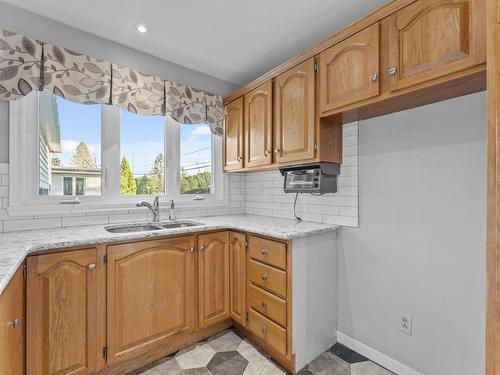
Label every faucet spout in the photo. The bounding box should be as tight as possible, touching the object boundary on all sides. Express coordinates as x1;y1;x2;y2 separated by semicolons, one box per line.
136;196;160;222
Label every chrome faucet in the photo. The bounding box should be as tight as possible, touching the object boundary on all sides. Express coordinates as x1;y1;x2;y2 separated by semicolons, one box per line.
136;196;160;222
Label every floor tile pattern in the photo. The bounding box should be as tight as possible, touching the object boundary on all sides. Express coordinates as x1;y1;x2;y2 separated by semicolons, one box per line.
132;330;395;375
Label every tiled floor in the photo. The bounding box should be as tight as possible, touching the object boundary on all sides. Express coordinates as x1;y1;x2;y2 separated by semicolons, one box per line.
131;329;395;375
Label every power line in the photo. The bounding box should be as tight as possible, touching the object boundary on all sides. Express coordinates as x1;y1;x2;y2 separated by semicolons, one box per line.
181;146;210;157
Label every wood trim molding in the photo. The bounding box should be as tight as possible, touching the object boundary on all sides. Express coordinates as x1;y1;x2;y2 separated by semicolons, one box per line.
224;0;418;104
486;0;498;373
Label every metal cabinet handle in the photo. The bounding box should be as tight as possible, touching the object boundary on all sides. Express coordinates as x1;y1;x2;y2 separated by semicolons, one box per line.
265;150;271;156
369;73;378;82
88;263;96;270
261;327;268;336
261;301;268;309
189;247;194;253
274;148;280;154
388;67;397;76
260;248;268;256
237;156;243;161
261;273;268;281
200;245;205;251
8;318;20;328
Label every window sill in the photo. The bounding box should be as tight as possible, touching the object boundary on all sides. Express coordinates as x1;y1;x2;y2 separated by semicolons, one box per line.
5;198;231;219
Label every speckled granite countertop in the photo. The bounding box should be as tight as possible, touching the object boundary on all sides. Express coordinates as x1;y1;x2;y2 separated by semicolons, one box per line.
0;215;339;295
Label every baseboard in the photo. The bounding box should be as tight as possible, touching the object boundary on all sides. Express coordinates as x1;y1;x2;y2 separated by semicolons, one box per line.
336;331;425;375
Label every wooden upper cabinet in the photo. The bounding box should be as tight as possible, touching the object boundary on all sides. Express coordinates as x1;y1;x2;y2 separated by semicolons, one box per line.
27;248;105;375
387;0;486;91
0;266;25;375
244;81;273;168
198;231;230;329
320;23;380;113
230;231;247;327
274;58;316;163
106;237;196;365
224;97;244;171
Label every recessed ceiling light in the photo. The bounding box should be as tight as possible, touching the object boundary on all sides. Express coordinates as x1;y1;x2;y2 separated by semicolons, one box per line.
135;24;147;33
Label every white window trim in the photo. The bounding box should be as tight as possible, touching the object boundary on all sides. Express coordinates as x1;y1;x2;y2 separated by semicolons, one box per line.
8;93;227;217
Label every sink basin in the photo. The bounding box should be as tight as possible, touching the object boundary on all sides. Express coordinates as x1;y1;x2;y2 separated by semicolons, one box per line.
159;221;204;229
104;221;204;233
104;224;162;233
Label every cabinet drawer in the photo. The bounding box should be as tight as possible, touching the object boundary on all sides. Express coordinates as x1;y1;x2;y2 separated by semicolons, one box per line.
248;259;287;299
248;284;286;327
248;308;287;356
248;236;287;270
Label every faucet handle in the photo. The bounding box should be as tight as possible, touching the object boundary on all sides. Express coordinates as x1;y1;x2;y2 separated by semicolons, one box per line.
170;199;175;208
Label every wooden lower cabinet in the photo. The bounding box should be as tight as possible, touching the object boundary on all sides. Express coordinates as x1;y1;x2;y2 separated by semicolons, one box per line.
198;231;230;329
23;231;293;374
106;236;196;365
27;248;106;375
0;265;25;375
230;232;247;326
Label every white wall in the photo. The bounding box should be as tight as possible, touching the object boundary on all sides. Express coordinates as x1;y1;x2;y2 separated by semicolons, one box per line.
338;92;486;375
0;1;239;163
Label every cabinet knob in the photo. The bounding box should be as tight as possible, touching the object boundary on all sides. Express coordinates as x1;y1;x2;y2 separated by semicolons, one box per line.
265;150;271;156
388;67;397;76
88;263;96;270
189;247;194;253
8;318;20;328
200;245;205;251
261;301;268;309
261;273;268;281
274;149;280;154
260;248;268;256
237;156;242;161
261;327;268;336
369;73;378;82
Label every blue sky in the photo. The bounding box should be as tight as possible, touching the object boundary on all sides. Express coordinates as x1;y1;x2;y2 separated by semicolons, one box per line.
55;96;212;176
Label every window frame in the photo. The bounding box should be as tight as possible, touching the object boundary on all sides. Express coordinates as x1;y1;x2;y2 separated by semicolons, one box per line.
8;92;226;216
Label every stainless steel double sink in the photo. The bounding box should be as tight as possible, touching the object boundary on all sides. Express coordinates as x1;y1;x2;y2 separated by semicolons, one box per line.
104;221;204;233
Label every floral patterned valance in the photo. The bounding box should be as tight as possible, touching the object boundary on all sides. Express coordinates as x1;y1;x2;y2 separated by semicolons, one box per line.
112;65;164;115
0;30;42;100
0;28;224;136
43;43;111;104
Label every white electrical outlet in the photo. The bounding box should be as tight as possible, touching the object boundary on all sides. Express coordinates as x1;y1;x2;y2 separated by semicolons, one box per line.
399;314;413;335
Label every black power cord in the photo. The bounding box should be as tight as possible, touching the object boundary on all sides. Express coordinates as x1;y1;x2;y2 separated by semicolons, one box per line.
293;193;302;222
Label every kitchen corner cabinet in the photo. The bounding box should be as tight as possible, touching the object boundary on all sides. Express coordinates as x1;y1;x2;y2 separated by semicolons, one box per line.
27;248;105;375
387;0;486;92
244;81;273;168
230;231;247;326
106;237;196;365
0;265;25;375
274;58;316;163
198;231;230;329
319;23;380;113
224;97;244;171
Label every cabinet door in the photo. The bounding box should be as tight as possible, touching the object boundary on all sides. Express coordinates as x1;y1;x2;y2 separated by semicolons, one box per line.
198;231;230;329
224;97;244;171
387;0;486;91
320;23;380;113
230;232;247;326
107;236;196;365
244;81;273;168
0;266;25;375
274;58;316;163
27;248;104;375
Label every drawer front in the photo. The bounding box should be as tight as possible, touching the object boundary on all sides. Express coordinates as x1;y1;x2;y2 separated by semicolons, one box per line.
248;236;287;270
248;309;287;356
248;260;287;299
248;284;286;327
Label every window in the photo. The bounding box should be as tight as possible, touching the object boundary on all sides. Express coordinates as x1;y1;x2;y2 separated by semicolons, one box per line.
38;91;101;196
180;124;212;195
10;90;224;211
120;111;165;196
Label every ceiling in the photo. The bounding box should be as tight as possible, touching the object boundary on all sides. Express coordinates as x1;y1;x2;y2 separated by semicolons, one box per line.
4;0;388;86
